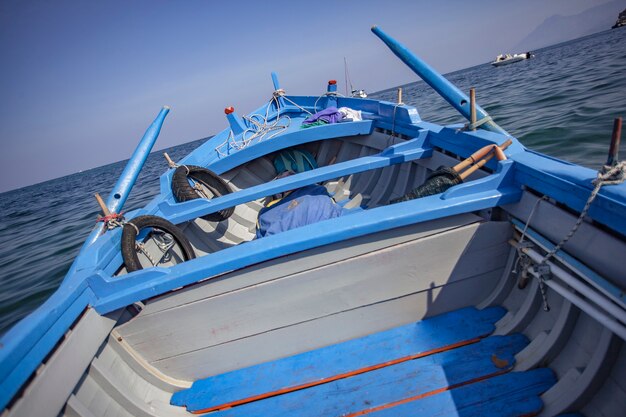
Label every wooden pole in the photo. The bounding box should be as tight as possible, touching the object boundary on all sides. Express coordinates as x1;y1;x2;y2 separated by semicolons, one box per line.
397;87;403;105
95;193;111;216
164;152;176;168
607;117;622;167
469;88;476;130
454;139;513;173
459;139;512;180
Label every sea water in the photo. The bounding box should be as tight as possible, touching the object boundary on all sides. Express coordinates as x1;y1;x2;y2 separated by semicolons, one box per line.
1;28;625;335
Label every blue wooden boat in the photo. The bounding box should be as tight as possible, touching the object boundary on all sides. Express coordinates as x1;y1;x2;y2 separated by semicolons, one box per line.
1;26;625;417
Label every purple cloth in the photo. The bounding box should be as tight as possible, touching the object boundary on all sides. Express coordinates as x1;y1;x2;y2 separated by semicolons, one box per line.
303;107;343;124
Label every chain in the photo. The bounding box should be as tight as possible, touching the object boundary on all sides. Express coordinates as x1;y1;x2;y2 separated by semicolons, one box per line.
135;231;176;267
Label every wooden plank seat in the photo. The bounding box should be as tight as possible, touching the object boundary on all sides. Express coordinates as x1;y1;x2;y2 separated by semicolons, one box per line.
171;306;508;413
200;335;544;417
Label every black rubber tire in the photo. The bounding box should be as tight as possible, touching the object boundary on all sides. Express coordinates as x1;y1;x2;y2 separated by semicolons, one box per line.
121;215;196;273
171;165;234;222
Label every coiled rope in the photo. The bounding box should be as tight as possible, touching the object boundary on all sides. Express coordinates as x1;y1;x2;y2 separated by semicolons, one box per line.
216;90;291;157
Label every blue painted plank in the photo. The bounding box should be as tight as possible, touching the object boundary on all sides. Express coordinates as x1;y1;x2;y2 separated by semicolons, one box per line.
202;334;528;417
204;119;374;173
365;368;555;417
511;150;626;238
157;132;432;224
92;162;520;312
171;306;506;412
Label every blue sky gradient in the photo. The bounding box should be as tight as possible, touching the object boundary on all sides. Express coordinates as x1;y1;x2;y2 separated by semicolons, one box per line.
0;0;617;192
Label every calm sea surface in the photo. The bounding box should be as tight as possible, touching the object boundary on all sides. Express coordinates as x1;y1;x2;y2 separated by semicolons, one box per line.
1;29;625;335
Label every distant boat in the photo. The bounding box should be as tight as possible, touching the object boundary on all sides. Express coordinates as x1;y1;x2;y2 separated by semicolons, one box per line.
491;52;533;67
344;57;368;98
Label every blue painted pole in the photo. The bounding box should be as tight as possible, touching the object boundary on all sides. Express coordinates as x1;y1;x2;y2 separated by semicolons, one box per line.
271;72;280;91
106;106;170;213
81;106;169;249
371;26;508;135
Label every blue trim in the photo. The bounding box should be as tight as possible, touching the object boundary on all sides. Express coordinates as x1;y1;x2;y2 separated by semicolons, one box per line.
0;286;93;409
91;160;520;313
511;151;626;237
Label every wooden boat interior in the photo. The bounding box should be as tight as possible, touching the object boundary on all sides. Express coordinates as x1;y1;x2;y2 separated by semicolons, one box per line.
6;125;623;417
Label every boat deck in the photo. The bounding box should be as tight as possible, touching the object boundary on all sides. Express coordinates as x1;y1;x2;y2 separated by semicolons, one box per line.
171;306;556;416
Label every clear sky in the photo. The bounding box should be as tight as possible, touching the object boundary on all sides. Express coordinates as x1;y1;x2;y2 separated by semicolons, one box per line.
0;0;615;192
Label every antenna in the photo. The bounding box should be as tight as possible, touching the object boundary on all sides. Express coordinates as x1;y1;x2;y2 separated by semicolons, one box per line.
344;57;354;96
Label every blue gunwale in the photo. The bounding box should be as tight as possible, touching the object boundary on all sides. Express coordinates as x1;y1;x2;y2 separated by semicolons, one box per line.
88;159;520;313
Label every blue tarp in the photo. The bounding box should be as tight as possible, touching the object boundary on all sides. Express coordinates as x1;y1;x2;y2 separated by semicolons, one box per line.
256;185;344;238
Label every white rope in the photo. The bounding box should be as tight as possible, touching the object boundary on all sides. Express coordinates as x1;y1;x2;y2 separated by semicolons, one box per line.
313;91;345;114
135;231;175;266
540;161;626;265
514;161;626;311
216;91;290;157
274;89;313;115
457;115;493;132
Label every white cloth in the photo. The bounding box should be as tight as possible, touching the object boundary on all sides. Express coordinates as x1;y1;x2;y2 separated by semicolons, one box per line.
338;107;362;122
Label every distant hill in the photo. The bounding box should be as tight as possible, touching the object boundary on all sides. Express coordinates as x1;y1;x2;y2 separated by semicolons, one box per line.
514;0;626;51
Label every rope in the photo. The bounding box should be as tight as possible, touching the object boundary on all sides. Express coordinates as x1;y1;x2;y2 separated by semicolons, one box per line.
539;161;625;265
514;161;626;311
135;242;158;267
313;91;345;114
216;90;291;157
387;103;401;147
97;212;126;230
135;230;176;267
276;91;313;115
458;116;493;132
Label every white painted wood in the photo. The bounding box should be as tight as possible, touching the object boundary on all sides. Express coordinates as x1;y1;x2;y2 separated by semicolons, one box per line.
152;272;500;380
64;395;98;417
124;224;489;360
504;192;626;289
7;308;121;417
107;333;191;391
137;214;483;316
540;328;620;416
514;299;579;371
116;220;510;379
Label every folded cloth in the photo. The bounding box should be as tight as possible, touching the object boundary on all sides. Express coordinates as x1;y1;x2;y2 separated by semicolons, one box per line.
303;107;343;124
338;107;362;121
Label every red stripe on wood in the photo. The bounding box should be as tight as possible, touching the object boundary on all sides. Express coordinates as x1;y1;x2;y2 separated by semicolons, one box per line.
342;368;511;417
190;337;483;414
